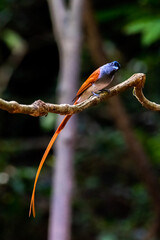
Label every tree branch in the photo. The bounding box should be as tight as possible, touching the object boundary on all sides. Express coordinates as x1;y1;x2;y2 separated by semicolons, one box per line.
133;83;160;111
1;73;160;117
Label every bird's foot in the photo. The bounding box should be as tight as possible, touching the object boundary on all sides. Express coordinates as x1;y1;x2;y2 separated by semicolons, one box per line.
91;91;100;98
91;89;110;99
99;88;110;94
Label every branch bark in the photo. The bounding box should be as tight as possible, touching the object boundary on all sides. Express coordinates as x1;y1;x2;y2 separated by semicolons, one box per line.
1;73;160;117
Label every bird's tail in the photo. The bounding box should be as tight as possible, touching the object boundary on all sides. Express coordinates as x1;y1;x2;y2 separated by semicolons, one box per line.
29;114;72;217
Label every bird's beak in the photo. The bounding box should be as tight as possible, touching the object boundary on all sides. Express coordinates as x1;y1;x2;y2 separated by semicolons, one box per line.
113;66;119;70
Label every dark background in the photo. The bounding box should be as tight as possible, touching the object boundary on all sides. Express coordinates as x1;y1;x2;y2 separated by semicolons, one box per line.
1;0;160;239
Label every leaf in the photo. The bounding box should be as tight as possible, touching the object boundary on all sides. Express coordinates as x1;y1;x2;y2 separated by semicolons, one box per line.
124;17;160;46
2;29;25;49
40;113;57;131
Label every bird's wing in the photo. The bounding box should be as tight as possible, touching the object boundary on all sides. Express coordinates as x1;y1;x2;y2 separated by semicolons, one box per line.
73;68;100;102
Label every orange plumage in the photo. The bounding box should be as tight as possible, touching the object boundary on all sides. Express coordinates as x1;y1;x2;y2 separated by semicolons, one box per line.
29;68;100;217
29;114;72;217
73;68;100;102
29;61;120;217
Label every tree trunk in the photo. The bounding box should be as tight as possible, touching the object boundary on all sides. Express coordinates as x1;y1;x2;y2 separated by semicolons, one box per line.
47;1;84;240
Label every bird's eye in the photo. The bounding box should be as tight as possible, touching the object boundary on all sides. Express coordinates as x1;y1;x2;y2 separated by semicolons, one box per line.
113;61;120;68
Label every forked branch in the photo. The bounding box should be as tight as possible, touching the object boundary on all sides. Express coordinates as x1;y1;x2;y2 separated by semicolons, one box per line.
0;73;159;117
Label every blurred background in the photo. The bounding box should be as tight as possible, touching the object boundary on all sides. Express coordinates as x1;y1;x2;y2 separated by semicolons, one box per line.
1;0;160;240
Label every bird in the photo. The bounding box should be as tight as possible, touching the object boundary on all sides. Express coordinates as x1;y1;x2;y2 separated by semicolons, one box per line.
29;60;121;217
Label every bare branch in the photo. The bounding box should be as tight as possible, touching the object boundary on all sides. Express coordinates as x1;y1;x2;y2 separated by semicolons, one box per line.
0;73;160;117
133;84;160;111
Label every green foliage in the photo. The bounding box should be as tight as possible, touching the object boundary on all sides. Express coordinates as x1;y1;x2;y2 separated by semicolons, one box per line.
2;29;25;49
125;17;160;46
98;232;118;240
40;113;57;132
97;2;160;46
96;4;141;23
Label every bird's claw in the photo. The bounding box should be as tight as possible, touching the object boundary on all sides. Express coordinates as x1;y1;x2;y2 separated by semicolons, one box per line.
91;91;100;98
99;88;110;94
91;89;110;99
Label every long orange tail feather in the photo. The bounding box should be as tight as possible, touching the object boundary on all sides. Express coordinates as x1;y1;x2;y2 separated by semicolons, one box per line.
29;114;72;217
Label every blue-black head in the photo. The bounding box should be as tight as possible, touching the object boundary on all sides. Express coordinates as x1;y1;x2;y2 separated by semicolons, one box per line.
108;61;120;75
102;61;121;76
110;61;121;70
